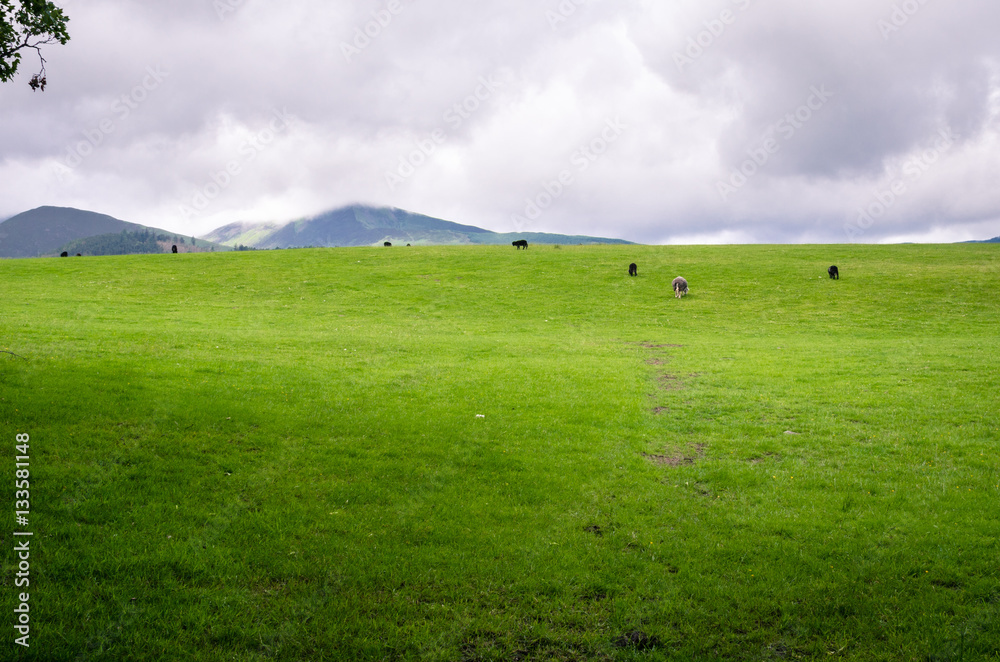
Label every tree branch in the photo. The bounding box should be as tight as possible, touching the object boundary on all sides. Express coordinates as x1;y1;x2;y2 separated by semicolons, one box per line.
1;350;27;360
0;1;70;86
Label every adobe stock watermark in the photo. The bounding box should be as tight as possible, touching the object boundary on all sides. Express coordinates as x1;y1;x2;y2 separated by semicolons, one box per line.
510;117;628;230
341;0;409;64
56;66;169;178
877;0;933;41
546;0;589;31
716;84;834;202
214;0;248;21
179;108;296;218
844;128;955;241
674;0;753;72
13;433;32;648
384;74;505;191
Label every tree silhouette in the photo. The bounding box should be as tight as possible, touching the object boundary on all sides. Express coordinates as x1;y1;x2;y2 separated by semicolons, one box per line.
1;2;70;90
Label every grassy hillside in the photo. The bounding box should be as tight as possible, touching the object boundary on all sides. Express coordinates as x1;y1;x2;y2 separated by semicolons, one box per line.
57;230;227;257
466;231;633;246
200;221;284;247
1;245;998;661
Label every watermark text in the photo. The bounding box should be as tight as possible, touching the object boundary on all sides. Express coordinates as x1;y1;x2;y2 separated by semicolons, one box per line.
716;85;833;201
511;117;628;229
13;432;32;648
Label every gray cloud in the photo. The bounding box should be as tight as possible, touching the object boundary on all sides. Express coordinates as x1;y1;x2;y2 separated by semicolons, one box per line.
1;0;998;242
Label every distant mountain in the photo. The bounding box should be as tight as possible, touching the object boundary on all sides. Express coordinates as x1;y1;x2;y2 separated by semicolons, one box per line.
0;204;631;258
58;230;219;256
0;207;145;258
201;221;283;247
202;204;633;248
0;206;226;258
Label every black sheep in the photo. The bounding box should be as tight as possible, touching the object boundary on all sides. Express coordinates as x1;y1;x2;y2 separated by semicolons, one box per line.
672;276;688;298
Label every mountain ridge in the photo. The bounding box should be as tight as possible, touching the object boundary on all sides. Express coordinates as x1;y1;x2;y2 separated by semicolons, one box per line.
0;206;228;258
200;204;633;248
5;205;999;256
0;204;633;258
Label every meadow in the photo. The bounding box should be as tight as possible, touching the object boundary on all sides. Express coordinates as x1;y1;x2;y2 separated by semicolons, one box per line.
1;244;998;661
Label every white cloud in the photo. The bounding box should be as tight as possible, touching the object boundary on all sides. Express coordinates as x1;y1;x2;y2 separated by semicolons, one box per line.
1;0;999;243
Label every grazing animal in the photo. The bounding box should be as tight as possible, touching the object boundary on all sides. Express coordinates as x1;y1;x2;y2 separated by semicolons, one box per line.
672;276;688;298
828;265;839;280
512;240;528;250
60;251;68;257
75;253;81;257
384;241;392;247
171;245;178;253
629;263;637;277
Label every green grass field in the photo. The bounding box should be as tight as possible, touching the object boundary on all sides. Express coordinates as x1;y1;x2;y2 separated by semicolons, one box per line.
2;244;998;661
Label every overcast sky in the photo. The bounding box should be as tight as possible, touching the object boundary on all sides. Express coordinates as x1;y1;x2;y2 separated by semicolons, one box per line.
2;0;999;244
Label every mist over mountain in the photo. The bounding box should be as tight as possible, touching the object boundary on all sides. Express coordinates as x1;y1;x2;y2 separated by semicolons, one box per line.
202;205;633;248
0;204;632;258
200;221;284;247
5;204;993;258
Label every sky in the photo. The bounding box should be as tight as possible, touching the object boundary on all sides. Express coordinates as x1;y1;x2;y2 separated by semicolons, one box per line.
1;0;999;244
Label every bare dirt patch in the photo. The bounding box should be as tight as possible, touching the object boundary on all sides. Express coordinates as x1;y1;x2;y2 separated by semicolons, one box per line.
643;443;706;467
